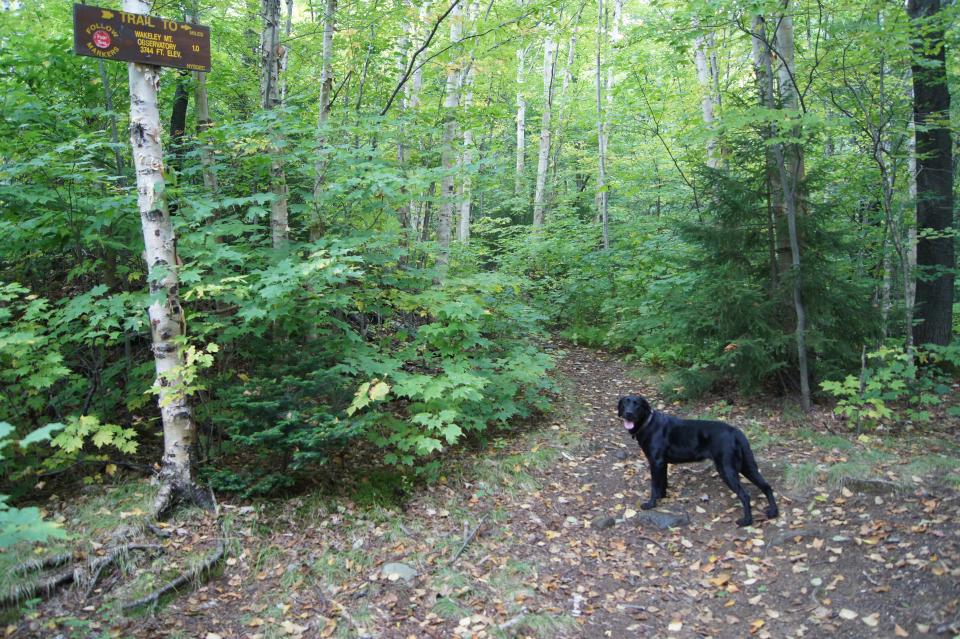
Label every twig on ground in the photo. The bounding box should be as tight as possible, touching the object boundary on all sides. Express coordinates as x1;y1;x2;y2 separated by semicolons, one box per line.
498;608;528;630
121;540;225;611
448;514;488;565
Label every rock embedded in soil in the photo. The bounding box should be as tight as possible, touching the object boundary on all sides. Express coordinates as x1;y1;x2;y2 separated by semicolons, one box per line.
381;562;418;583
636;510;690;530
591;515;617;530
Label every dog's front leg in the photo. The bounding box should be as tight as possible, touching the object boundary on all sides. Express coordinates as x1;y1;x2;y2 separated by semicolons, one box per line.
641;460;667;510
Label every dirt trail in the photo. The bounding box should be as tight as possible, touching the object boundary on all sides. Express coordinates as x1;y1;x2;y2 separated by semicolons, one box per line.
21;343;960;639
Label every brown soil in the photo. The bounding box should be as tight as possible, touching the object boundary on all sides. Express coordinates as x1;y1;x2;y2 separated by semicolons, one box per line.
14;343;960;638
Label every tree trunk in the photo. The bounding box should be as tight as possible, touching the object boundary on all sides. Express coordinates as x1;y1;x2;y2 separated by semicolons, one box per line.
755;10;812;410
595;0;609;248
752;15;788;284
437;0;463;262
458;0;479;242
311;0;337;241
123;0;209;519
261;0;289;249
169;72;189;174
532;32;557;227
907;0;955;347
192;51;218;195
515;41;529;198
692;19;719;168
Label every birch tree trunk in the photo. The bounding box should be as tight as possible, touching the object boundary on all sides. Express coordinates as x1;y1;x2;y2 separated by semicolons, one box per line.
532;31;557;227
261;0;289;248
595;0;609;248
310;0;336;240
692;19;720;168
404;1;429;237
123;0;210;518
458;0;479;242
515;42;529;197
437;0;463;262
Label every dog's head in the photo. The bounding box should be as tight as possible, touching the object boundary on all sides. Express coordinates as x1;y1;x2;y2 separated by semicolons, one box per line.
617;395;652;433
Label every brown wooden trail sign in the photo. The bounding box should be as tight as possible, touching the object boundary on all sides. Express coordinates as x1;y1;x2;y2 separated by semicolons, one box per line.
73;3;210;72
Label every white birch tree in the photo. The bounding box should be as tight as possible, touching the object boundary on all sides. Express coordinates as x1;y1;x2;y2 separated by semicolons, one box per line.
532;30;558;227
260;0;289;248
124;0;210;518
311;0;337;241
458;0;480;241
437;0;463;262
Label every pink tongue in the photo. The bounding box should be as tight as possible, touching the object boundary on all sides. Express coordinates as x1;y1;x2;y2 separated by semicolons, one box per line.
623;419;635;430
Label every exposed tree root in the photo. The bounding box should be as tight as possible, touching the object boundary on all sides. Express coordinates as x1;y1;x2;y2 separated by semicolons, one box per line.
121;538;225;612
78;544;165;598
153;481;216;520
12;552;74;576
2;544;162;607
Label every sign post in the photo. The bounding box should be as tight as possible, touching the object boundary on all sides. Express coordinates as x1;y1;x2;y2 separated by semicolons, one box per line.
73;3;211;71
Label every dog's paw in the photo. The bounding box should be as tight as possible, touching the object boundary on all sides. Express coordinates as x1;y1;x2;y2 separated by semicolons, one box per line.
736;516;753;527
640;500;656;510
765;506;779;519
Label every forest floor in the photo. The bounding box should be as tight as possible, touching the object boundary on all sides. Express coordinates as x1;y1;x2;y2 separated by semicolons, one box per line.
7;342;960;639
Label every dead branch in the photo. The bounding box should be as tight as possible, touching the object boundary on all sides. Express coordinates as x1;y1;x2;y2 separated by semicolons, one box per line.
121;539;225;611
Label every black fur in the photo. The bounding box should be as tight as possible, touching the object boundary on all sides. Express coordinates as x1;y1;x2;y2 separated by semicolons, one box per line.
617;395;779;526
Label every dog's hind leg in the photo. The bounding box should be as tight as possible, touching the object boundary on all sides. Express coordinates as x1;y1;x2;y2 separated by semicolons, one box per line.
714;456;753;527
740;462;778;519
737;436;779;520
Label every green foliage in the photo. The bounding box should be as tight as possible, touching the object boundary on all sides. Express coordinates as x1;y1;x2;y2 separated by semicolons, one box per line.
0;422;68;548
820;346;955;429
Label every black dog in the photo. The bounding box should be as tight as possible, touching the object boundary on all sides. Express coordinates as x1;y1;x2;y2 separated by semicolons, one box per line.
617;395;778;526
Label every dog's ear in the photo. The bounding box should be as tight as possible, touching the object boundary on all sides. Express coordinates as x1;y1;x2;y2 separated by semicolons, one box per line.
617;397;625;417
639;397;652;419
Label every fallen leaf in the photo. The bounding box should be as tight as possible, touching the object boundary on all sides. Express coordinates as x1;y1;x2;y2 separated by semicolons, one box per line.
862;613;879;627
895;624;908;637
839;609;858;620
667;620;683;632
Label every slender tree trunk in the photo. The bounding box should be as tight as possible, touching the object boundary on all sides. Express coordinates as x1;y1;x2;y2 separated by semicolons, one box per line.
907;0;955;346
548;16;580;204
756;11;812;410
437;0;463;262
169;72;190;174
532;32;557;227
311;0;337;240
261;0;289;248
595;0;609;248
193;71;218;194
693;19;719;168
515;42;529;198
752;15;788;284
457;0;479;242
124;0;209;519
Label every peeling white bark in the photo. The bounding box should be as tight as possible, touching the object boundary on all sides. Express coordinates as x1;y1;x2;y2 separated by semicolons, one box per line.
123;0;201;517
532;32;557;227
261;0;289;248
437;0;463;261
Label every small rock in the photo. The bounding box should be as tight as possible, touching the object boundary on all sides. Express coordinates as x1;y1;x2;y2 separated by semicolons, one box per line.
636;510;690;530
613;450;628;460
591;515;617;530
381;562;418;583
